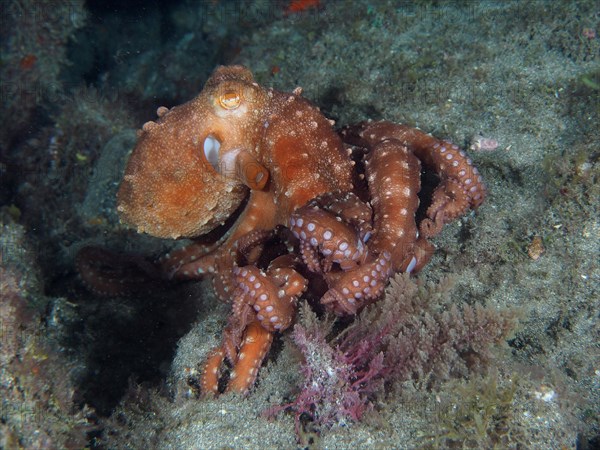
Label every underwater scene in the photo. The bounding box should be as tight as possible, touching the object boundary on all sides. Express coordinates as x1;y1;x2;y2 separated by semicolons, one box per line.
0;1;598;448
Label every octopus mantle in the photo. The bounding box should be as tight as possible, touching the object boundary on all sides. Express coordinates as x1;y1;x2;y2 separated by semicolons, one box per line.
80;65;486;395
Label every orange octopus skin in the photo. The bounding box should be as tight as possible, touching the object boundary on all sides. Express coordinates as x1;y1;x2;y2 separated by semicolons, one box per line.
321;251;393;315
201;321;273;396
107;65;486;395
290;206;367;272
232;264;307;332
116;66;353;395
340;121;487;238
117;65;353;242
202;260;306;396
363;139;423;272
225;321;274;394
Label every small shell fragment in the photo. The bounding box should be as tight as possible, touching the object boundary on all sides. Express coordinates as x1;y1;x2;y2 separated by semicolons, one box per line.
527;236;544;260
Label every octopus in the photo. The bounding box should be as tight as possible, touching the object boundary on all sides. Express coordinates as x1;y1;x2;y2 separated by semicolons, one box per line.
79;65;486;396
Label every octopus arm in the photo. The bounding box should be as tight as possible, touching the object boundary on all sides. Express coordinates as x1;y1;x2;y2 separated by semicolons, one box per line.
364;139;422;272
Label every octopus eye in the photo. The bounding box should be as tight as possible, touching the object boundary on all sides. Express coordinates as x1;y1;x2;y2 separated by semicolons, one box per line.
218;90;241;110
203;135;221;171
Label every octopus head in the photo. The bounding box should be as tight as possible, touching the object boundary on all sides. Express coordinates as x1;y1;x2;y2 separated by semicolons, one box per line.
117;66;271;239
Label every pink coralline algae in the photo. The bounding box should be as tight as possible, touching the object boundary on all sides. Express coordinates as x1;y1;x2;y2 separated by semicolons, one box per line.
269;274;515;437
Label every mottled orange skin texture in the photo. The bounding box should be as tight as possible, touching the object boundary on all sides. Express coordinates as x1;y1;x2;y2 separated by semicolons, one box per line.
116;66;355;395
117;65;353;241
108;65;486;395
